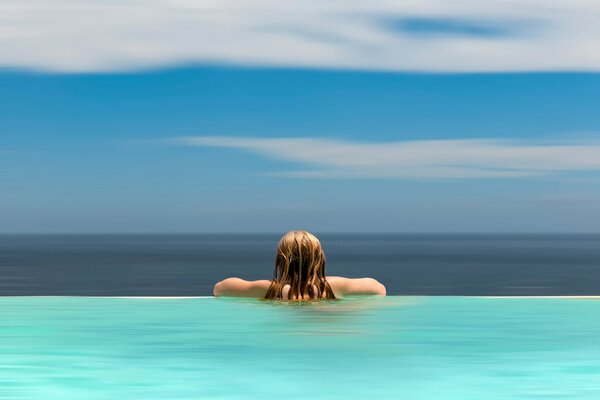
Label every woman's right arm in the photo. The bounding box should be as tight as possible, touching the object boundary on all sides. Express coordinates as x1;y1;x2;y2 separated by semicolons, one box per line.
326;276;386;297
213;277;271;297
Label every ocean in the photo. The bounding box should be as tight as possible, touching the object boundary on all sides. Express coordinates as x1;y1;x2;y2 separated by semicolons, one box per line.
1;233;599;296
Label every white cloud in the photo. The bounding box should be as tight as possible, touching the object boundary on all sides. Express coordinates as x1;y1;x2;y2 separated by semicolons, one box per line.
1;0;600;72
170;136;600;178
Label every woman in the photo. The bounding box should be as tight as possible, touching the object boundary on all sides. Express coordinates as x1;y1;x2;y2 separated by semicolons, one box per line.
213;230;386;299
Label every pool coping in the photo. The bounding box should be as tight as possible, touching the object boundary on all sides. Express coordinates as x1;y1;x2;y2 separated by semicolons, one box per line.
119;296;600;299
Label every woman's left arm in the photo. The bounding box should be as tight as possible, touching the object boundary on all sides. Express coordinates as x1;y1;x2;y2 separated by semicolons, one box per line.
213;278;271;298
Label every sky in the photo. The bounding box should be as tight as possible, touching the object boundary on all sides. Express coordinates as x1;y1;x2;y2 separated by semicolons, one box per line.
1;0;600;233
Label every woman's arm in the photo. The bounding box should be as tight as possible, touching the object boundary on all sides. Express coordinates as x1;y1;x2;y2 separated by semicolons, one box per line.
326;276;386;297
213;277;271;298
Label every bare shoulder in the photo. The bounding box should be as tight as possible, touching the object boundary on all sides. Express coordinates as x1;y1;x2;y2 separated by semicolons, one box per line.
213;277;271;298
326;276;386;297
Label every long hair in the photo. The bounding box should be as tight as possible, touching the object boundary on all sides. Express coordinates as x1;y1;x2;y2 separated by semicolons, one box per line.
264;230;336;300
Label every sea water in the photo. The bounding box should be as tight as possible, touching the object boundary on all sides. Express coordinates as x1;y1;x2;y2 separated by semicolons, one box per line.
1;296;600;399
2;234;600;296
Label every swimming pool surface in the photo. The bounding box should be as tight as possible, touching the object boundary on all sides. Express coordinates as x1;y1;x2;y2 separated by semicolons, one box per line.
1;296;599;399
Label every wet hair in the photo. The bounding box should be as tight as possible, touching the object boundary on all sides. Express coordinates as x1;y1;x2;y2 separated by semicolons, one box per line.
264;230;336;300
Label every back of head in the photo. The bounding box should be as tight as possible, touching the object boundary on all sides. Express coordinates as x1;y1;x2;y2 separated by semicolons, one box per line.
264;230;336;300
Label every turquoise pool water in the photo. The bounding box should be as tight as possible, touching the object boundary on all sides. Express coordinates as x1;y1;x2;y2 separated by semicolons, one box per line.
1;296;599;399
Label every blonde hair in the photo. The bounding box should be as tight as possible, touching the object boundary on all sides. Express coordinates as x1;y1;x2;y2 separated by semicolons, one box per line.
264;230;336;300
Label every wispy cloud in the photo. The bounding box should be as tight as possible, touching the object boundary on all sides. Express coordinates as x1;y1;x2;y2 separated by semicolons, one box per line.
390;17;520;38
170;136;600;179
1;0;599;72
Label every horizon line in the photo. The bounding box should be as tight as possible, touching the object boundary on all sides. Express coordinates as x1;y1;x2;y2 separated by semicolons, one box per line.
1;232;599;235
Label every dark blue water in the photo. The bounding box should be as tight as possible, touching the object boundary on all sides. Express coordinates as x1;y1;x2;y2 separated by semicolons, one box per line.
1;234;599;296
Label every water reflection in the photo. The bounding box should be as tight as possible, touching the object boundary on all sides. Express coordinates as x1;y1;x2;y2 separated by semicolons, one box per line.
216;296;415;336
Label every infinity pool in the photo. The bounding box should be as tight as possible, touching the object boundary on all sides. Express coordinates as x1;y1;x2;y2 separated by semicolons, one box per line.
1;296;599;399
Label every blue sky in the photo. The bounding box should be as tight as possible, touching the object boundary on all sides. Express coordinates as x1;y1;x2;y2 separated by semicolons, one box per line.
1;1;600;233
2;69;600;233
